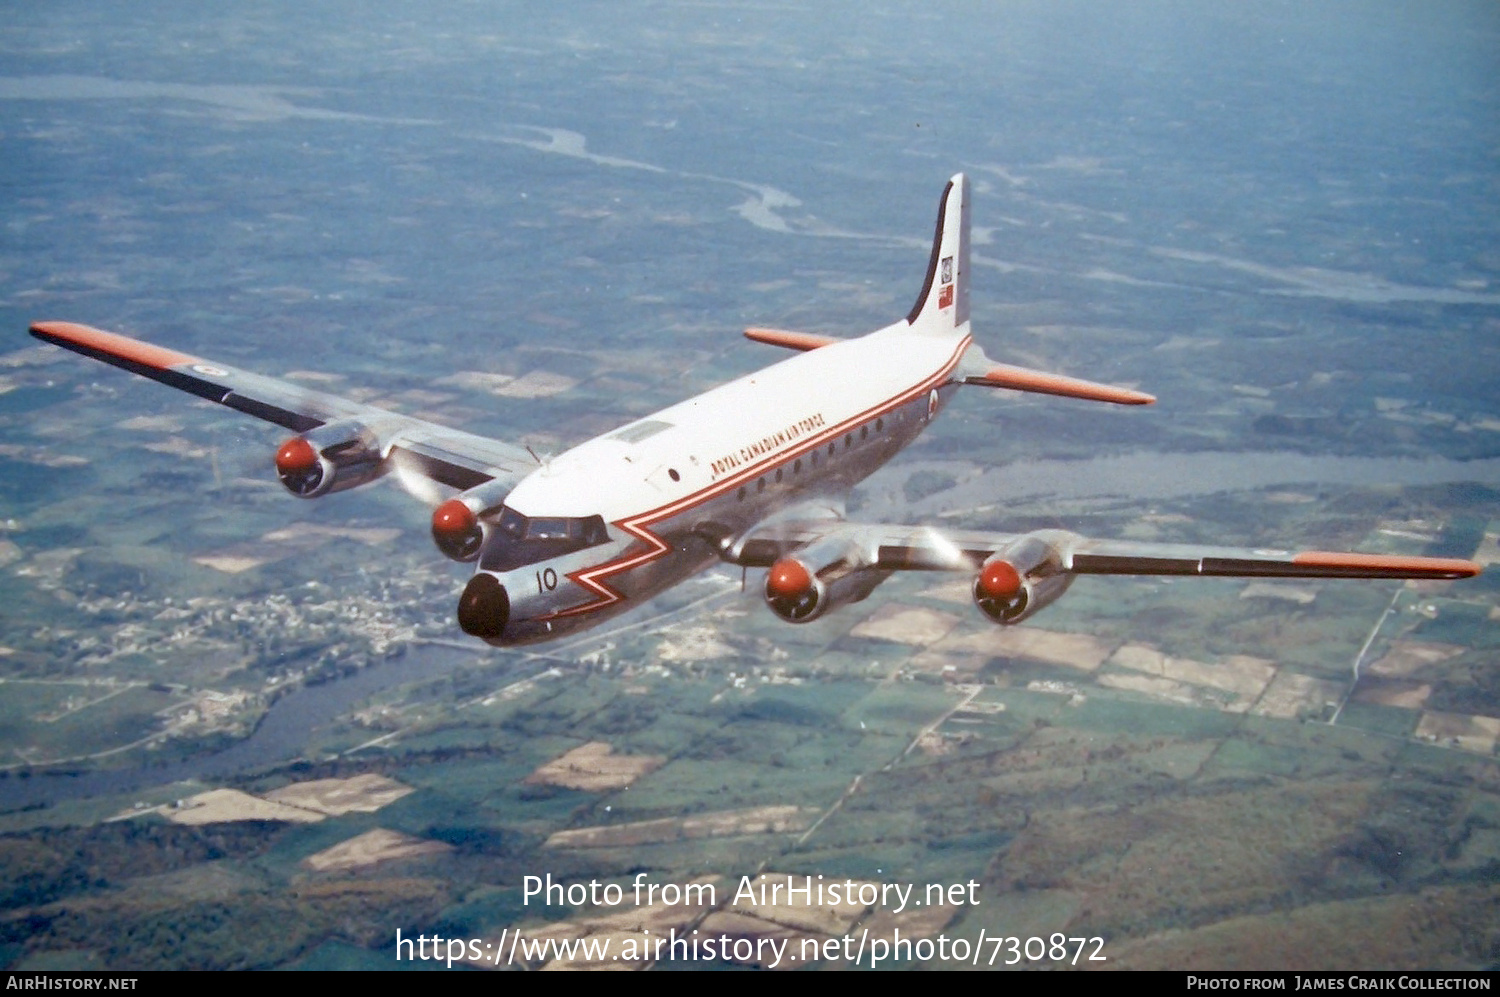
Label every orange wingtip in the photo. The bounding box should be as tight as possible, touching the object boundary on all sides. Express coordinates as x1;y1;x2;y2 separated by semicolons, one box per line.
1294;550;1482;578
980;364;1156;406
31;321;197;371
744;327;841;351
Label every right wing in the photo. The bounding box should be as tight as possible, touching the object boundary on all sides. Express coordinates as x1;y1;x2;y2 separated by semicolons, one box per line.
30;320;536;494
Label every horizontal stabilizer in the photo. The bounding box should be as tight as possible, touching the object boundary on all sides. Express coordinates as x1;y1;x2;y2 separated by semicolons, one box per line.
744;327;842;351
966;363;1155;406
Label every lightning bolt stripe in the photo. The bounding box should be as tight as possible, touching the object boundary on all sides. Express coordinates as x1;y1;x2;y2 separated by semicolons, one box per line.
543;335;974;619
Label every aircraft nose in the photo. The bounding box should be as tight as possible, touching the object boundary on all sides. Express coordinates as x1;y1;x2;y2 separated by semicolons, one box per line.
457;573;509;639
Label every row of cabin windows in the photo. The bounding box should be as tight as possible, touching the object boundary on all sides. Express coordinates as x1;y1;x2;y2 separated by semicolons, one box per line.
733;411;896;502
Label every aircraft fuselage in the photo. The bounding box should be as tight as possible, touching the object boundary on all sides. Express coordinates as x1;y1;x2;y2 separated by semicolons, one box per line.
470;324;971;644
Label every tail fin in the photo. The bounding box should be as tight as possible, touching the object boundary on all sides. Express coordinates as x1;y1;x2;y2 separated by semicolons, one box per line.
906;173;970;334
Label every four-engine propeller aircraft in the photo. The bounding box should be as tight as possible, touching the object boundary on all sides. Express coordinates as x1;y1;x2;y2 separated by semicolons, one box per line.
31;173;1480;646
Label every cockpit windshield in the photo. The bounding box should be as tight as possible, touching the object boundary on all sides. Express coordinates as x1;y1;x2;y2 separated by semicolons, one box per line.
480;506;611;571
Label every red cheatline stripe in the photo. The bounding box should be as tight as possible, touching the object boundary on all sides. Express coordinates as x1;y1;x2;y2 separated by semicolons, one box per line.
31;321;197;370
980;364;1155;406
743;328;841;351
1293;551;1481;577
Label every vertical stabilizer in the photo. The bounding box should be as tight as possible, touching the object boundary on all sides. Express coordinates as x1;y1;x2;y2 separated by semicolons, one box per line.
905;173;970;334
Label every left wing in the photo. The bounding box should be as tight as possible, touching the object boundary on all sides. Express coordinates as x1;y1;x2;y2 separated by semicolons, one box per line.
719;518;1480;577
31;322;535;558
715;517;1480;625
1055;537;1481;581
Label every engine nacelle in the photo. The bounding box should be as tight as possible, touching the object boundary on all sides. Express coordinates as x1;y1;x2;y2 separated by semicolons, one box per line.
431;479;513;562
973;533;1075;625
275;418;385;499
764;533;888;624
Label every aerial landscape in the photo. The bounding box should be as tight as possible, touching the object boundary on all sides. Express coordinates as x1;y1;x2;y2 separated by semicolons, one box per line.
1;0;1499;972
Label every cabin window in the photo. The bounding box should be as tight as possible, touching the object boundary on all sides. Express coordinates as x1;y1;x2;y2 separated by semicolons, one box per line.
794;459;802;474
876;418;884;432
775;468;783;483
844;434;852;449
737;487;746;502
757;478;765;493
860;426;868;441
667;468;680;482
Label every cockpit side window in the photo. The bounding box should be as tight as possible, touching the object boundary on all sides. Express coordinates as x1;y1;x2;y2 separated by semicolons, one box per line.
525;517;569;540
482;506;610;571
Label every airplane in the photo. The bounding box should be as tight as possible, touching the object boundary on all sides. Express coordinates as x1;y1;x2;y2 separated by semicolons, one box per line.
29;173;1480;647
